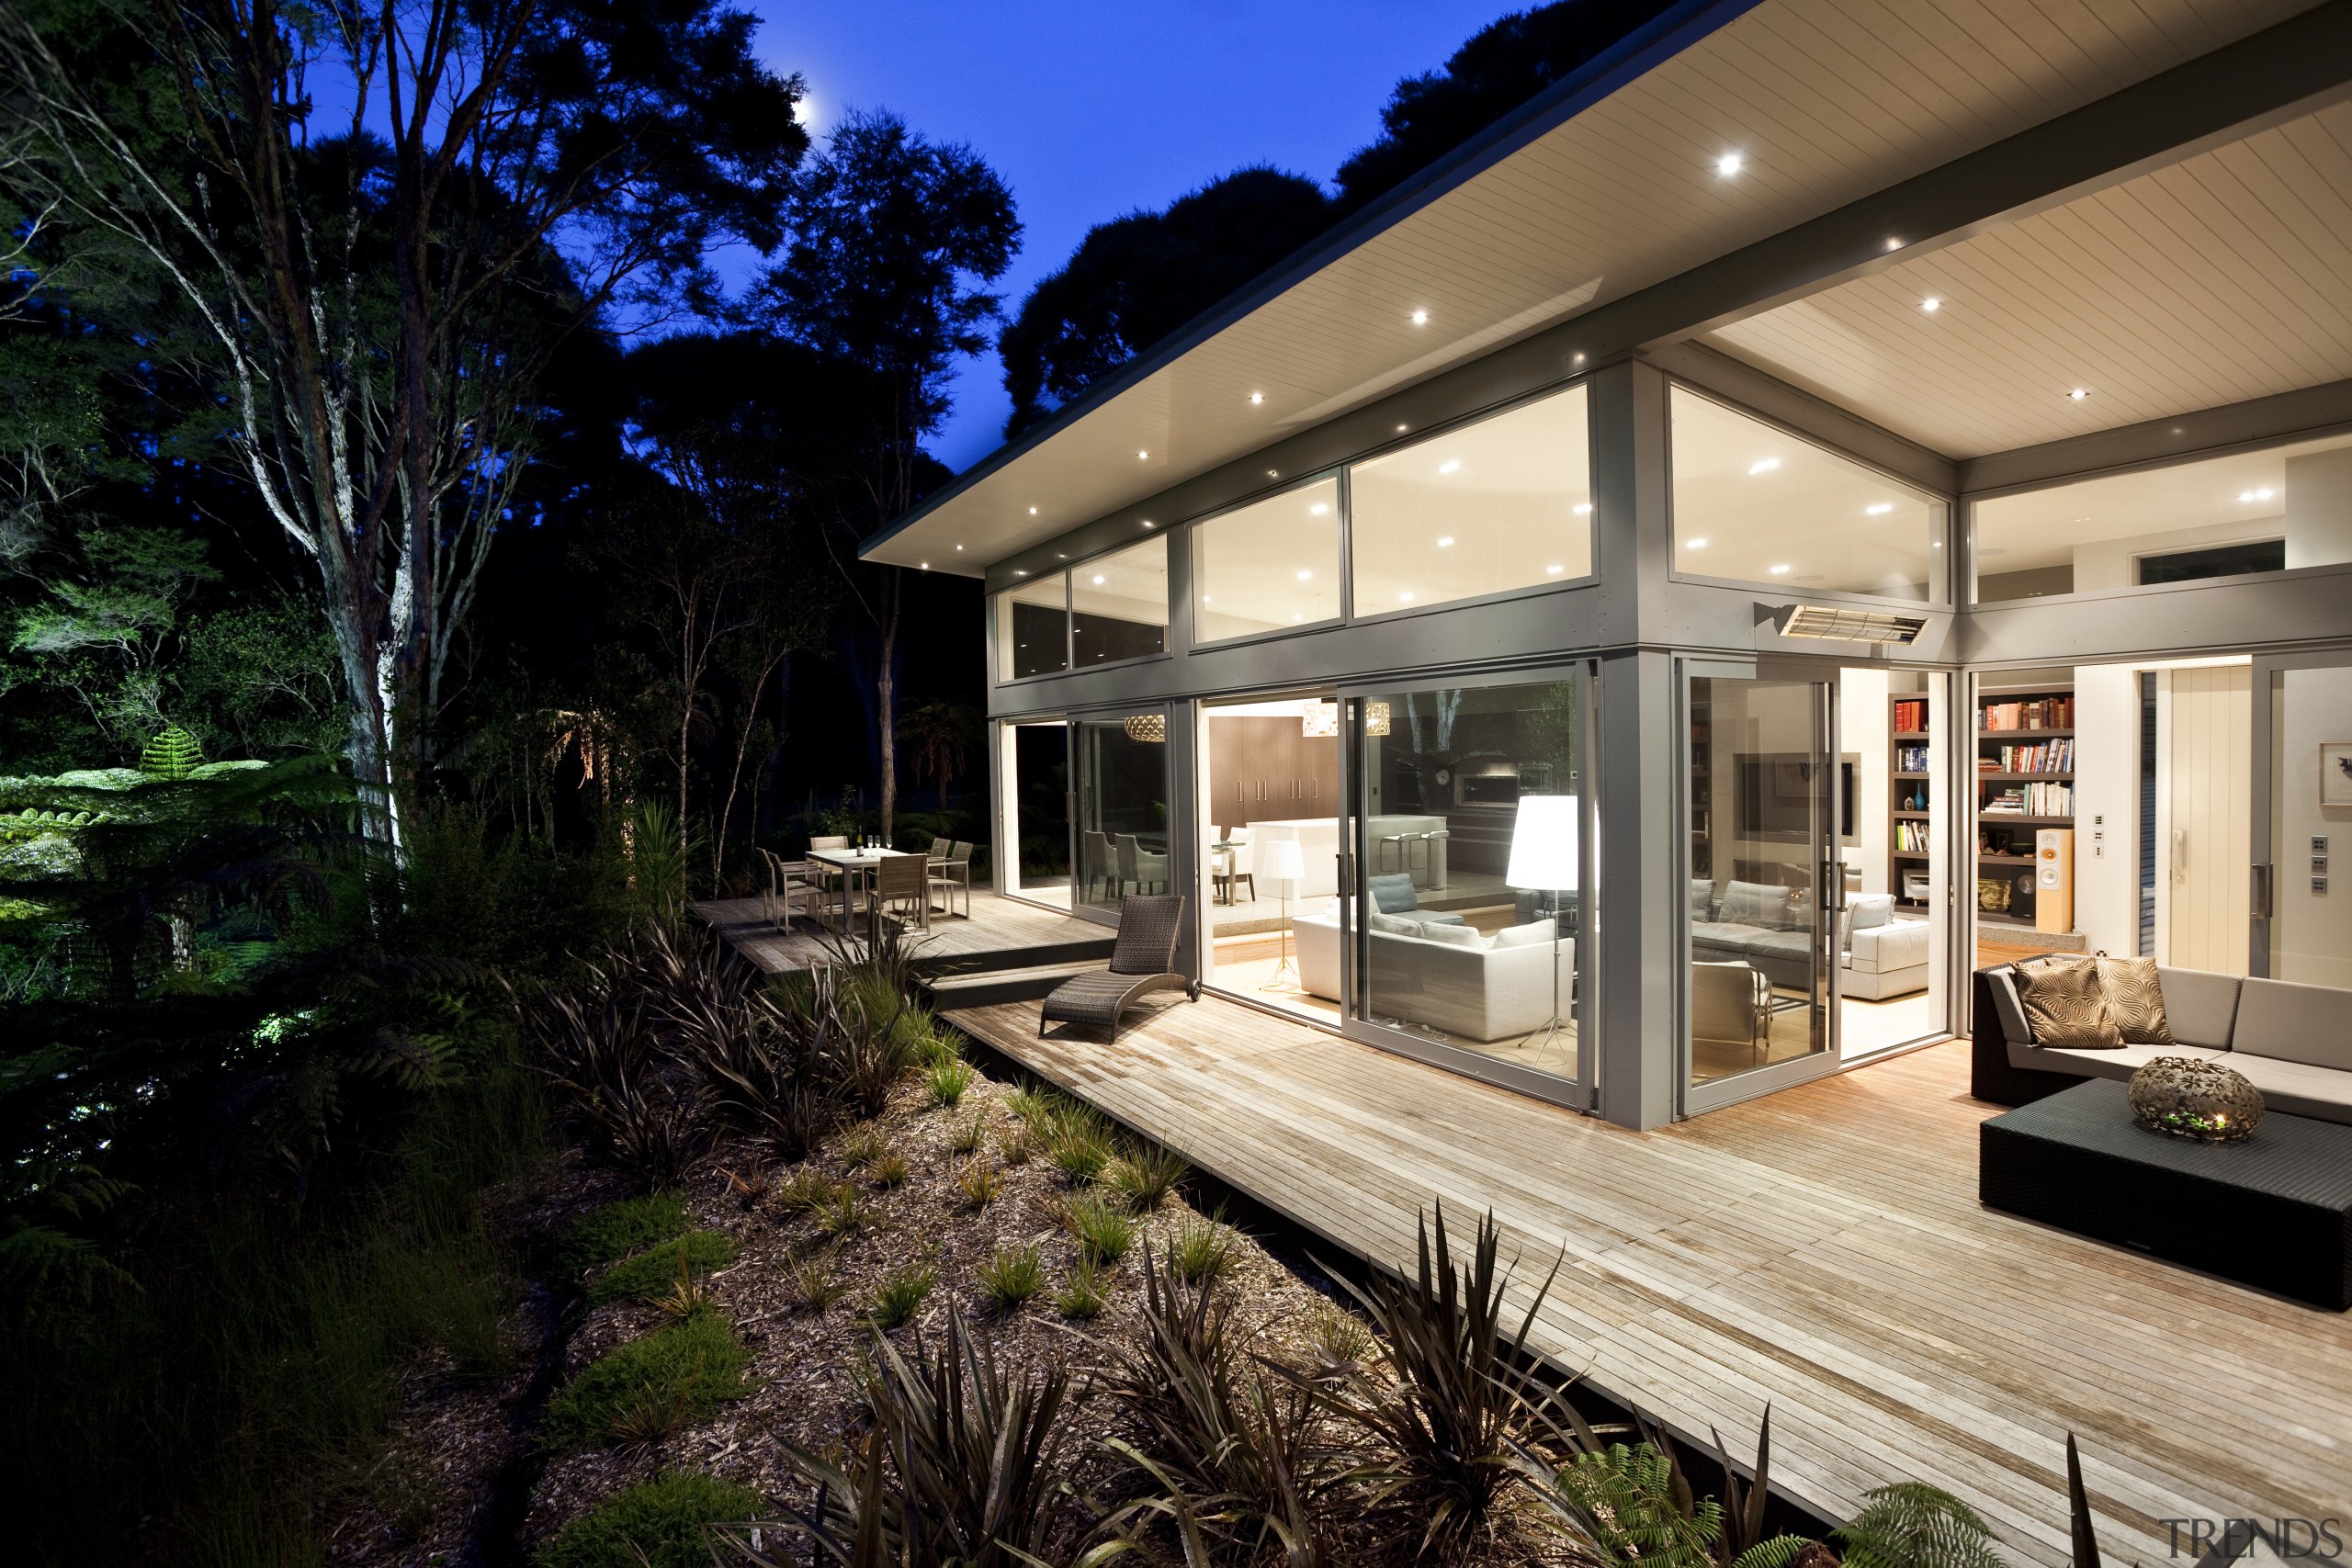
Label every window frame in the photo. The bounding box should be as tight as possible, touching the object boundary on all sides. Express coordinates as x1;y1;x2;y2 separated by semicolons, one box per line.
1185;473;1350;650
993;533;1175;686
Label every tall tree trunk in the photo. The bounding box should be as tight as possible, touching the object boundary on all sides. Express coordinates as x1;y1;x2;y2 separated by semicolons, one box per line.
876;569;899;843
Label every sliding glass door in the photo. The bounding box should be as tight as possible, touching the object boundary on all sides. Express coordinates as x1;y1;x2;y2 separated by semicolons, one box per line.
1339;671;1594;1104
1069;709;1172;923
2253;652;2352;986
1683;660;1840;1113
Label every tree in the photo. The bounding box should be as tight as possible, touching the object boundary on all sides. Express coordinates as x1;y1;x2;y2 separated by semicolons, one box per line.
998;168;1331;436
896;701;979;812
0;0;807;840
756;109;1018;845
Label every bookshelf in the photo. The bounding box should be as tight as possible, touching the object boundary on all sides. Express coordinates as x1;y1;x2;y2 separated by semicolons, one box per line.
1974;683;2075;928
1887;694;1931;912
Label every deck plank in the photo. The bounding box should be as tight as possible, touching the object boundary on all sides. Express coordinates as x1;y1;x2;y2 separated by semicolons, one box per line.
947;993;2352;1562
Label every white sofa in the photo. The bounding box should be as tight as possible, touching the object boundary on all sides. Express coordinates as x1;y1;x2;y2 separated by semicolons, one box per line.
1981;964;2352;1124
1294;907;1573;1043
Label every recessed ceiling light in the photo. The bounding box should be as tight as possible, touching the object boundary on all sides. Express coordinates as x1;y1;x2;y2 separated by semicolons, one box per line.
1308;503;1329;515
1014;569;1027;576
1249;391;1264;404
1920;297;1940;312
1768;563;1791;574
1027;506;1038;515
1572;352;1587;365
1716;152;1744;176
1687;537;1708;549
955;544;965;551
1398;592;1415;603
1091;574;1106;585
1438;460;1461;475
1410;310;1429;325
1866;502;1894;515
1137;449;1150;458
919;561;929;570
1396;423;1408;434
1267;468;1279;479
1885;237;1904;251
1292;613;1305;622
1141;520;1154;529
1295;570;1312;581
1572;502;1592;515
1435;536;1454;547
1545;564;1565;574
2237;487;2277;503
2068;389;2088;401
1747;457;1781;475
1057;553;1066;558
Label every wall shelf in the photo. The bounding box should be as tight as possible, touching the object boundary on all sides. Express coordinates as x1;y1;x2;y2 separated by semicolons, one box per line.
1975;684;2075;929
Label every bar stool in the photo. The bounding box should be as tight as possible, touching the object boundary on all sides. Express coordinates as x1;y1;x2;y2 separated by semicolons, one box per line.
1376;828;1415;873
1408;827;1450;885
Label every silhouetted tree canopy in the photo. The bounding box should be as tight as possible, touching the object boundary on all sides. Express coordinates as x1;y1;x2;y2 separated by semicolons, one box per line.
999;0;1679;434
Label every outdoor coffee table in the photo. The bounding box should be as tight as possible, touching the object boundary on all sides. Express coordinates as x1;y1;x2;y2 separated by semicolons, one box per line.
806;846;922;940
1980;1078;2352;1310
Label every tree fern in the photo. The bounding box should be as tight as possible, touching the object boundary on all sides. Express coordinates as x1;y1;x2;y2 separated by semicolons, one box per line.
138;725;203;780
1557;1443;1724;1568
1834;1482;2007;1568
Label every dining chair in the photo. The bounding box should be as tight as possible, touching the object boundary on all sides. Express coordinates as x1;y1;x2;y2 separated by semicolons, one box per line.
874;851;931;934
1083;829;1116;901
1116;832;1170;896
757;847;810;931
929;840;975;918
1226;827;1256;903
806;834;851;925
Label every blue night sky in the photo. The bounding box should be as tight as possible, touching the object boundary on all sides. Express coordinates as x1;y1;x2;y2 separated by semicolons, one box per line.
746;1;1521;474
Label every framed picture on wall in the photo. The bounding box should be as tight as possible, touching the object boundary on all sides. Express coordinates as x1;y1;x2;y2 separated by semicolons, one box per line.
2323;742;2352;807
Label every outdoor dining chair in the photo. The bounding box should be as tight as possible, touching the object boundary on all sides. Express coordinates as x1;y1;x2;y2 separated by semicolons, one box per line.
757;846;810;931
929;840;975;918
874;851;931;935
1038;894;1198;1042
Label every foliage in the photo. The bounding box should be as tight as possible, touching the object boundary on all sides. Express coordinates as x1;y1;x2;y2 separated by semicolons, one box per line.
1106;1140;1188;1211
817;1186;879;1240
791;1248;846;1313
587;1229;740;1307
945;1113;984;1155
956;1156;1005;1210
1060;1191;1137;1264
537;1469;763;1568
561;1191;691;1277
1306;1301;1378;1379
1835;1482;2007;1568
925;1055;976;1107
1312;1204;1561;1561
544;1311;752;1450
867;1151;911;1189
1055;1252;1112;1321
976;1243;1047;1312
870;1259;939;1331
1042;1101;1114;1184
1164;1211;1244;1285
718;1306;1086;1568
775;1166;844;1214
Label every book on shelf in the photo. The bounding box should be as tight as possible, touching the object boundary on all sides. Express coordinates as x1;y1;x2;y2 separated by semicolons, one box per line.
1896;820;1930;852
1896;744;1930;772
1979;695;2074;730
1980;781;2073;816
1976;739;2074;773
1892;698;1928;732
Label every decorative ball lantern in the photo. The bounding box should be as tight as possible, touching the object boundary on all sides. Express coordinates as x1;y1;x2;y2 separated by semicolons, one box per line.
2126;1056;2264;1143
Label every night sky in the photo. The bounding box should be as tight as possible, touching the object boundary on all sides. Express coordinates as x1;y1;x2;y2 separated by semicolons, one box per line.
747;0;1521;474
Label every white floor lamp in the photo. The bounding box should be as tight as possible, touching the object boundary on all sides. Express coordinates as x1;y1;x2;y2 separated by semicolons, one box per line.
1505;795;1579;1059
1259;835;1306;991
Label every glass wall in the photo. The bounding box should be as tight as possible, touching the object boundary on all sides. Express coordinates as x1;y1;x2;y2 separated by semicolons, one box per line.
1973;428;2352;603
1001;719;1070;909
1193;478;1342;643
1350;387;1591;613
1196;694;1340;1026
1344;678;1587;1080
1670;387;1947;601
1072;711;1172;921
998;574;1069;680
1070;536;1169;664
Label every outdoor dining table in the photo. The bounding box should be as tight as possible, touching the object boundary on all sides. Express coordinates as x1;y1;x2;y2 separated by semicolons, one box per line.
806;845;923;939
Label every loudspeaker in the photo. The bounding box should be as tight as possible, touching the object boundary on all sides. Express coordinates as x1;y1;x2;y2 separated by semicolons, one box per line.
2035;828;2074;934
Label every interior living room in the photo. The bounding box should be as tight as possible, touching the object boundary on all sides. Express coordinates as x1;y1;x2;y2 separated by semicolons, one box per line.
1193;694;1340;1021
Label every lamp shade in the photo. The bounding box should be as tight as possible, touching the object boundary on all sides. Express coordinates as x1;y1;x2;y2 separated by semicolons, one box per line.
1260;835;1307;889
1505;795;1579;890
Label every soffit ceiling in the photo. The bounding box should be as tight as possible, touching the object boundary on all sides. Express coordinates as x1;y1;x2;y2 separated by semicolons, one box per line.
871;0;2318;572
1708;96;2352;458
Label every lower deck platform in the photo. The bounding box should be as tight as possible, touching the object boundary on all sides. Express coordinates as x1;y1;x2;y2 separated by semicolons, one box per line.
947;991;2352;1564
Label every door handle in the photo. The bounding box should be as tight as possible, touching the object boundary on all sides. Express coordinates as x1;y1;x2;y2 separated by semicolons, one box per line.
2252;863;2274;919
2172;827;2188;876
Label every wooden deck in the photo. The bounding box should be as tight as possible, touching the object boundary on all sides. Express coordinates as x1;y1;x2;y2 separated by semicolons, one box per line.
949;994;2352;1562
693;890;1114;977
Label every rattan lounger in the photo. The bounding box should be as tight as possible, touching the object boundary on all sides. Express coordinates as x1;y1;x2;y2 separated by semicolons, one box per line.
1039;894;1199;1040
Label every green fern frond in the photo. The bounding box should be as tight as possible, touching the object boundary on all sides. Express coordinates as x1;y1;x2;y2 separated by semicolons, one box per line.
1835;1482;2007;1568
1557;1443;1723;1568
1731;1533;1821;1568
137;726;203;780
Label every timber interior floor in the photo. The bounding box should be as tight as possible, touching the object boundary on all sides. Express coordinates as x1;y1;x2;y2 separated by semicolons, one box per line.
948;991;2352;1565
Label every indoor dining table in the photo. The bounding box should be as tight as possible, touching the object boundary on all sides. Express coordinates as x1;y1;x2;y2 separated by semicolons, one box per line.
806;845;923;939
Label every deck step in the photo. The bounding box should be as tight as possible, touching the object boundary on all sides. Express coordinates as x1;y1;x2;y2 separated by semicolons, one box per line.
926;959;1107;1009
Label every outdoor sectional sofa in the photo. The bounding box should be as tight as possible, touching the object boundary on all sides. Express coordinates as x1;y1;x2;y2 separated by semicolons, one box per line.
1972;963;2352;1124
1295;905;1572;1043
1691;882;1928;1001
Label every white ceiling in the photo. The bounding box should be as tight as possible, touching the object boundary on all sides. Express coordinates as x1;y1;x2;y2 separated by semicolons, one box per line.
871;0;2320;572
1710;96;2352;457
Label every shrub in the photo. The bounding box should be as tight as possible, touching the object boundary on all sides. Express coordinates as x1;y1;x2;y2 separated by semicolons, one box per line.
537;1469;763;1568
1004;1087;1048;1122
956;1156;1003;1210
911;1030;962;1069
1835;1482;2006;1568
586;1231;739;1306
1055;1253;1110;1320
838;1123;884;1170
1164;1211;1242;1285
1105;1142;1188;1211
924;1057;976;1108
544;1314;751;1450
867;1152;910;1190
869;1261;937;1331
775;1166;842;1214
816;1188;878;1240
1306;1300;1377;1378
997;1124;1034;1166
560;1192;689;1277
1042;1111;1113;1185
945;1115;984;1155
1059;1191;1135;1264
790;1249;845;1312
975;1244;1046;1312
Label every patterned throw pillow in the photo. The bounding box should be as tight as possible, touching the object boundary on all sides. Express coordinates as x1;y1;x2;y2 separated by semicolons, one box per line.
2095;954;2175;1045
2015;956;2124;1050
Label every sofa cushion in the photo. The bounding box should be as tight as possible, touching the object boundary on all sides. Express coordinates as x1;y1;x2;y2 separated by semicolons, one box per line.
2011;1038;2227;1083
2014;956;2123;1049
1849;919;1929;975
1368;874;1419;914
2202;1051;2352;1124
1690;880;1716;920
2232;977;2352;1071
1986;968;2034;1045
1367;910;1420;936
1721;880;1797;929
2155;966;2241;1050
2092;954;2173;1045
1417;921;1489;949
1848;894;1894;931
1491;919;1555;949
